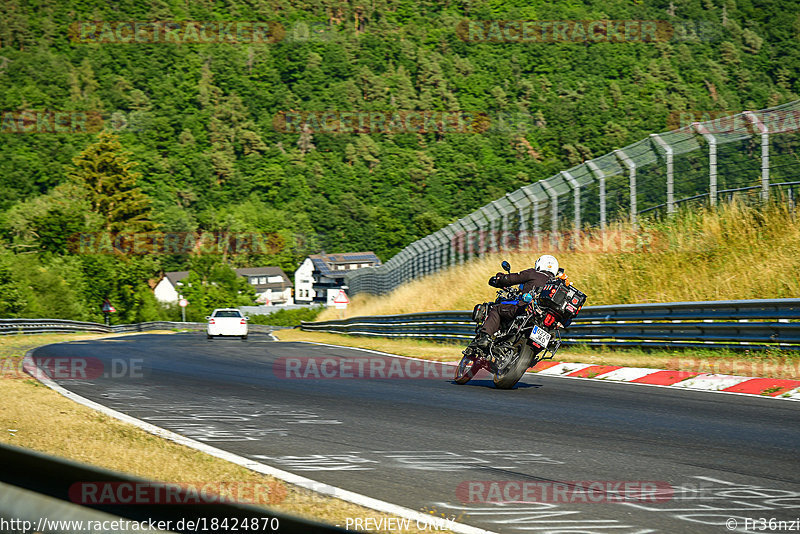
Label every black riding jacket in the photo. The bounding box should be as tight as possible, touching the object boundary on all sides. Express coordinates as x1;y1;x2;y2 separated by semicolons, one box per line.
491;268;554;295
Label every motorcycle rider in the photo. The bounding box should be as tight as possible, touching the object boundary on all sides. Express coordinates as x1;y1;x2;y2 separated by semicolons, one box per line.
470;254;560;352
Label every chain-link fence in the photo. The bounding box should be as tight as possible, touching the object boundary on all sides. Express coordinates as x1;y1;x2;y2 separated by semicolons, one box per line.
347;101;800;296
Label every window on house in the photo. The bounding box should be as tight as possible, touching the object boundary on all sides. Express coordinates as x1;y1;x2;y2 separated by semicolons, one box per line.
259;277;267;284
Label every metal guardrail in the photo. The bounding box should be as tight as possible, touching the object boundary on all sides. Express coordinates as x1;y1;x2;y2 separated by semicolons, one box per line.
0;319;281;336
0;442;345;533
301;299;800;351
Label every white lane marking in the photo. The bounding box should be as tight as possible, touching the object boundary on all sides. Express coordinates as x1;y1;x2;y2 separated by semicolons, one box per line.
618;476;800;531
283;340;459;367
22;349;496;534
430;502;652;533
247;450;564;472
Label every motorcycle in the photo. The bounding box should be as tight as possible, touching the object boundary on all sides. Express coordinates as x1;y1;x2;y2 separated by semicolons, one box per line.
454;260;587;389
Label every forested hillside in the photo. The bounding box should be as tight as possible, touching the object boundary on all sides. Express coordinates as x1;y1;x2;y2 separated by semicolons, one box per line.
0;0;798;321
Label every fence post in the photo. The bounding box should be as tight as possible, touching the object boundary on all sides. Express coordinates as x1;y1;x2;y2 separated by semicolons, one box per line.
506;192;530;251
441;225;456;269
520;186;544;250
743;111;770;202
693;122;717;206
586;161;606;229
650;133;675;214
480;205;500;253
496;199;511;251
540;179;559;247
615;149;637;228
560;170;581;238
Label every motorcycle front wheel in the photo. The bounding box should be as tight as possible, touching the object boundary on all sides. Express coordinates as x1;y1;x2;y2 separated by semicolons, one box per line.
454;352;482;384
493;343;537;389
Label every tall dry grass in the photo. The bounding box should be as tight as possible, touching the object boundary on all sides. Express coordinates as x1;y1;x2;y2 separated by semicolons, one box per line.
320;201;800;320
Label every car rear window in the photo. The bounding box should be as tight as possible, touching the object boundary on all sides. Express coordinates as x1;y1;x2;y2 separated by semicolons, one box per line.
213;310;242;318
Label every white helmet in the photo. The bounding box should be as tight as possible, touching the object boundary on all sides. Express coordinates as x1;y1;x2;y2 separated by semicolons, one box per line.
534;254;559;276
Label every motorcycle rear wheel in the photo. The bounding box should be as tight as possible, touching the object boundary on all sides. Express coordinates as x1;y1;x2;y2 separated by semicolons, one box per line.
493;343;537;389
454;352;481;384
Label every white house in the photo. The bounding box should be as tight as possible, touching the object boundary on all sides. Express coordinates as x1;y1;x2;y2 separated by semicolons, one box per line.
236;267;293;305
294;252;381;305
153;271;189;303
154;267;293;306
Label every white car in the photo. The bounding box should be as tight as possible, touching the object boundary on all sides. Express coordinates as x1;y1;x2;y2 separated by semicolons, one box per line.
206;308;248;340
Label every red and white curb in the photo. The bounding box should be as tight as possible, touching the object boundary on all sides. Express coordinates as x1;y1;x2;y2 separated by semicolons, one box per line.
530;361;800;401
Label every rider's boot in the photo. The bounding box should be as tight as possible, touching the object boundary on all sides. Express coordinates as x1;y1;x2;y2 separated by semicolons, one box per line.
471;332;491;353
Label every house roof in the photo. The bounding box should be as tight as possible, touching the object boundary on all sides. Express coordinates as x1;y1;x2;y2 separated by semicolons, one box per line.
306;252;381;278
165;271;190;286
161;267;292;290
309;252;381;265
236;267;292;290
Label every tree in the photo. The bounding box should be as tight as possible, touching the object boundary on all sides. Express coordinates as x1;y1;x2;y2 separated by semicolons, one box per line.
68;131;154;232
179;256;256;320
0;255;26;317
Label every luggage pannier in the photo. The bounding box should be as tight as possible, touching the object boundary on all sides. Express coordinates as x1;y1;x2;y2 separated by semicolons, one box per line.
537;279;587;321
472;302;491;323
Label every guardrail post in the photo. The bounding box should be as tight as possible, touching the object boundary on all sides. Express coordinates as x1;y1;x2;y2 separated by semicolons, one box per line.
693;122;717;206
743;110;770;202
650;133;675;214
615;149;637;228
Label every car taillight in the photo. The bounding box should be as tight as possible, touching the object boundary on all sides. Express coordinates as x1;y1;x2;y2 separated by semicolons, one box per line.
240;319;247;324
209;319;215;324
543;313;556;327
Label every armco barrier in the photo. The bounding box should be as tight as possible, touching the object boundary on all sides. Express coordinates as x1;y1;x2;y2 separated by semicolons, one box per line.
0;319;280;336
301;298;800;351
0;442;345;533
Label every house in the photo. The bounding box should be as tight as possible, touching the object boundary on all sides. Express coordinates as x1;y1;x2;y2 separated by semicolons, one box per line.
236;267;293;305
294;252;381;305
153;271;189;304
154;267;293;306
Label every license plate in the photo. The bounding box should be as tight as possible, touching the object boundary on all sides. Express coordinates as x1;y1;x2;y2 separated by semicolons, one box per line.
529;325;551;348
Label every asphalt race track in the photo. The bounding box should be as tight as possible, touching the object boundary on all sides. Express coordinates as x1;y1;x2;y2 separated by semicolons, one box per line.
32;333;800;533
